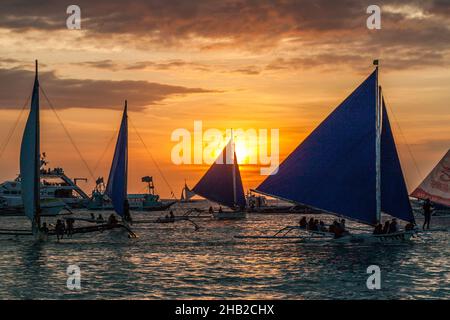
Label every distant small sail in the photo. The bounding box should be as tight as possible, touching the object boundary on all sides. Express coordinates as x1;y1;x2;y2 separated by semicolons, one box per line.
181;183;195;201
193;141;245;208
380;98;414;222
257;71;378;225
20;62;40;225
411;149;450;207
105;102;128;216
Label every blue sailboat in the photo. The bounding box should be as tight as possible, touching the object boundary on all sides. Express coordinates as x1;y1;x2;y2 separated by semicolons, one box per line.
252;62;416;243
105;101;131;222
193;136;246;219
20;61;65;237
20;60;42;235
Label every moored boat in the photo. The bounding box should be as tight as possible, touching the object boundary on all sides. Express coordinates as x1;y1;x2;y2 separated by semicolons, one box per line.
0;154;89;211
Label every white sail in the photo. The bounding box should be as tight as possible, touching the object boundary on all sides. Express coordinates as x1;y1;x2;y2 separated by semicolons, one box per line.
411;149;450;207
20;61;40;230
181;183;196;201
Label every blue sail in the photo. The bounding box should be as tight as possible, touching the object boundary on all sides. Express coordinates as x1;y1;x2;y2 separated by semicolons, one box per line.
20;62;40;225
256;71;378;225
193;141;245;209
105;102;128;217
381;98;415;222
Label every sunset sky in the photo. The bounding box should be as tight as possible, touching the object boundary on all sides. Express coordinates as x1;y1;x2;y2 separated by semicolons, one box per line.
0;0;449;198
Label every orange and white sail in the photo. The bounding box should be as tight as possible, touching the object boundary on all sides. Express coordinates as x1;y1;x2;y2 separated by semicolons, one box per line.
411;149;450;207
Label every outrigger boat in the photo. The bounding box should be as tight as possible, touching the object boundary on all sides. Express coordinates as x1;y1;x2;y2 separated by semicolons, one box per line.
104;100;135;229
0;61;134;240
411;149;450;216
192;135;246;220
237;61;418;243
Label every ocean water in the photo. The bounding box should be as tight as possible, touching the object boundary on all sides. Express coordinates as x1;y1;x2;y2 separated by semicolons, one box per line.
0;202;449;300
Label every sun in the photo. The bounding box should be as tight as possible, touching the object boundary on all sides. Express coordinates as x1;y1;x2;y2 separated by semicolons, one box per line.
234;139;255;164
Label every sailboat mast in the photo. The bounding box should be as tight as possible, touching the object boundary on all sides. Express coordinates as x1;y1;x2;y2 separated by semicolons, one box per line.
34;60;41;228
375;61;382;224
124;100;128;201
231;129;237;207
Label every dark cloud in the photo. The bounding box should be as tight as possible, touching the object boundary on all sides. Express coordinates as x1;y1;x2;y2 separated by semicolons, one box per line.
231;66;261;75
1;0;449;70
0;67;214;110
79;59;211;72
265;50;447;73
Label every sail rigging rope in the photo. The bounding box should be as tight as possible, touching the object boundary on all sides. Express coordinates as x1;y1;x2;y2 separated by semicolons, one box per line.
0;93;31;161
382;94;424;187
129;117;176;199
92;127;118;174
39;85;97;182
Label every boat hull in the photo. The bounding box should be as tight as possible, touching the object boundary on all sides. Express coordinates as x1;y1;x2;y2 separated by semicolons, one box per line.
0;199;66;216
333;231;416;244
142;201;176;211
212;211;246;220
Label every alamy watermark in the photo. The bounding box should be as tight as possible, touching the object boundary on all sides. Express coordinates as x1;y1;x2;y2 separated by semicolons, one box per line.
66;5;81;30
366;265;381;290
171;121;279;175
367;5;381;29
66;264;81;290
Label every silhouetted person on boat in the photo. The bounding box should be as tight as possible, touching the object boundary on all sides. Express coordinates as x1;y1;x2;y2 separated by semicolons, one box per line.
123;199;132;223
312;219;320;231
108;214;118;225
40;222;49;234
329;220;337;234
55;219;65;241
405;220;415;231
373;223;383;235
340;219;346;230
90;213;95;220
218;206;223;213
307;217;315;230
331;220;346;238
423;198;432;230
299;216;307;228
169;211;175;222
382;221;390;234
209;206;214;214
388;219;398;233
97;214;104;223
319;220;327;232
66;218;75;237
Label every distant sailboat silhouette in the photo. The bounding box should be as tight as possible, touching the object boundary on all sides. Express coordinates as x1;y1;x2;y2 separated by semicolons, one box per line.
180;181;196;202
193;135;246;219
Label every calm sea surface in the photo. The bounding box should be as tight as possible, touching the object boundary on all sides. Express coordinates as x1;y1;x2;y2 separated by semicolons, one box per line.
0;202;449;300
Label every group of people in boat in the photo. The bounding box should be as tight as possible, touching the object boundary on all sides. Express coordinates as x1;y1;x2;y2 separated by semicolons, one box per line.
157;211;176;223
39;211;130;241
299;216;350;238
39;218;76;241
90;213;105;222
373;218;416;235
208;206;223;214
